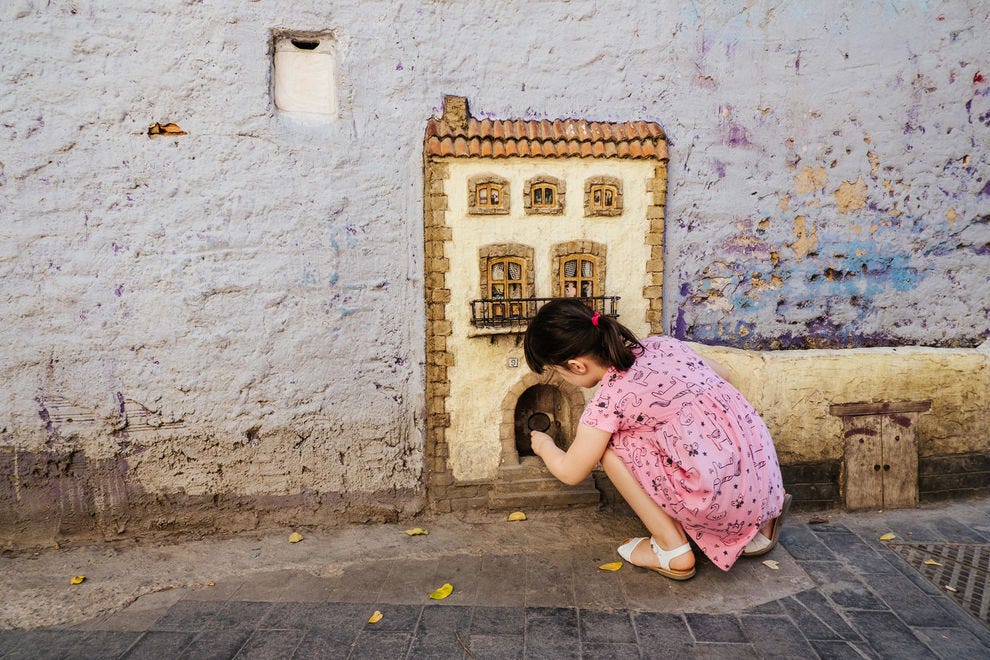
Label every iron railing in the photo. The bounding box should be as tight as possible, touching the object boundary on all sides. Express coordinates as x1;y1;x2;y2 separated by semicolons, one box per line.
469;296;620;329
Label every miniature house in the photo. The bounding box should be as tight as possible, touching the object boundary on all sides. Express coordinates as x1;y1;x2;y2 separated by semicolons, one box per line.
423;96;669;511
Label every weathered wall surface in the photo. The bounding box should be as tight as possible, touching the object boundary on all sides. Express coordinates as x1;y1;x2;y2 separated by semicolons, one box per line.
1;1;987;543
661;5;990;349
695;342;990;464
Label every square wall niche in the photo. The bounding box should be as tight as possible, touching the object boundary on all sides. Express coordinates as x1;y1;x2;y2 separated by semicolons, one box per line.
273;32;337;116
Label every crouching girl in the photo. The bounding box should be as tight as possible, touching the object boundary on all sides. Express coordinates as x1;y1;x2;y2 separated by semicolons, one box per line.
523;299;789;579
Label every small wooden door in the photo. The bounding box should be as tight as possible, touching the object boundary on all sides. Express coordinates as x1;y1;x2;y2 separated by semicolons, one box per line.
832;401;930;511
843;415;884;510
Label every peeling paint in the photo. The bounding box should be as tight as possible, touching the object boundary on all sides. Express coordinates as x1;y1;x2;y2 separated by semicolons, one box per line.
789;215;818;258
794;166;828;196
834;177;868;213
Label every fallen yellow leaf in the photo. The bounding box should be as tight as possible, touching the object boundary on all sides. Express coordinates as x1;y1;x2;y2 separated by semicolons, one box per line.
944;585;957;593
288;532;304;543
429;582;454;600
923;559;942;566
507;511;527;522
70;575;86;585
762;560;780;570
598;562;622;571
879;532;896;541
207;582;215;587
404;528;429;536
368;610;383;624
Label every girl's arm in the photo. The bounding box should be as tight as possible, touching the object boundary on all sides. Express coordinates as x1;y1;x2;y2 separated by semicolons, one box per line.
530;423;612;486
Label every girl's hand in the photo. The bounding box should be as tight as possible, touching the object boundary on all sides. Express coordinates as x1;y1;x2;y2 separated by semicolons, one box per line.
530;431;556;458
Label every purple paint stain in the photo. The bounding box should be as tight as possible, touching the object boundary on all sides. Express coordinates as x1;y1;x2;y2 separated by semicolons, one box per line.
795;52;801;71
114;284;124;297
672;308;689;338
726;124;751;147
713;160;727;178
679;282;691;297
35;397;53;431
980;180;990;196
112;243;123;254
395;61;403;71
116;392;125;414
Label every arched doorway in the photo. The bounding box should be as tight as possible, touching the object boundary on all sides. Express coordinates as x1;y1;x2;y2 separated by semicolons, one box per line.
513;383;572;457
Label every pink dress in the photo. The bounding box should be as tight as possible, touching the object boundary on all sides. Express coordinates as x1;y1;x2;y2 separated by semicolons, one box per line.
581;335;784;571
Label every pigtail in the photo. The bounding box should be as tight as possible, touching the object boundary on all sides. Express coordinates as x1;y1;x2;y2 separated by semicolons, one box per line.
594;311;641;371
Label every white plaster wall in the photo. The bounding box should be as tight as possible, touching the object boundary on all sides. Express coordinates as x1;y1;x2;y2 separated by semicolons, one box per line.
0;1;986;514
443;158;655;480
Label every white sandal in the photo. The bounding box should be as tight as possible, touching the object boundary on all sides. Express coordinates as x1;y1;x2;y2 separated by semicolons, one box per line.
617;536;696;580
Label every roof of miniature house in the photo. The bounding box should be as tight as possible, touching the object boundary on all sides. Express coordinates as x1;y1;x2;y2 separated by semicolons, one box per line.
425;96;668;160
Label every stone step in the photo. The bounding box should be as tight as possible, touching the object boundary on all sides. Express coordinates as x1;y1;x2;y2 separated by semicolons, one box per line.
488;488;601;510
490;474;597;495
498;457;553;479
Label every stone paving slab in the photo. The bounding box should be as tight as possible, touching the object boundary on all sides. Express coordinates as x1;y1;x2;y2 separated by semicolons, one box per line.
0;495;988;658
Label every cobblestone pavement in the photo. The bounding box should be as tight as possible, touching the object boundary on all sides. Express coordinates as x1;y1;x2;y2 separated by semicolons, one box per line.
1;495;988;658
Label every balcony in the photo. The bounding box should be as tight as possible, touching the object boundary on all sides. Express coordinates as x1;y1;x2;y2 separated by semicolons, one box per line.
469;296;620;331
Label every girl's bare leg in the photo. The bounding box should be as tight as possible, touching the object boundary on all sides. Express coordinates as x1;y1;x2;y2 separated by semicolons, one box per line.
601;448;695;572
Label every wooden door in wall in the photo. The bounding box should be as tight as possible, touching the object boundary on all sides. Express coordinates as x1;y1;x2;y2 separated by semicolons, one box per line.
833;401;929;511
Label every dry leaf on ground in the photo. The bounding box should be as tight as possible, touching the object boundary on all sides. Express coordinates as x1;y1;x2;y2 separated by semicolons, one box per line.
762;560;780;570
879;532;897;541
507;511;527;522
429;583;454;600
923;559;942;566
598;562;622;571
70;575;86;585
404;528;429;536
288;532;304;543
368;610;383;623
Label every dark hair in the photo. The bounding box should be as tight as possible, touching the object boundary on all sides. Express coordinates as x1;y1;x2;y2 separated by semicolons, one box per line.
523;299;643;374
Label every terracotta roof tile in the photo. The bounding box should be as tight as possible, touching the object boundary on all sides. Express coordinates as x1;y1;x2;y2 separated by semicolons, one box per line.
425;99;666;160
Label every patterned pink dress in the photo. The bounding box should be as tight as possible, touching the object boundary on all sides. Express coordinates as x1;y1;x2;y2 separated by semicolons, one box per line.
581;335;784;571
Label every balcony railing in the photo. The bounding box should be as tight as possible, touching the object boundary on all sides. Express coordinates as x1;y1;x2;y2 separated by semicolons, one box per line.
469;296;620;329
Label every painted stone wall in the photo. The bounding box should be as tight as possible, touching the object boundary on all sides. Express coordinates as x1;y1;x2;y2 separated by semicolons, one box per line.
1;1;987;541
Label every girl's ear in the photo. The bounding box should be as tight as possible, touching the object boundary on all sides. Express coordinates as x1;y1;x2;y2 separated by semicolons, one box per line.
565;358;590;375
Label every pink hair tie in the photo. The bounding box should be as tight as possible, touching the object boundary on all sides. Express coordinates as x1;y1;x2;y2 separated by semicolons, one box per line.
591;311;600;326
